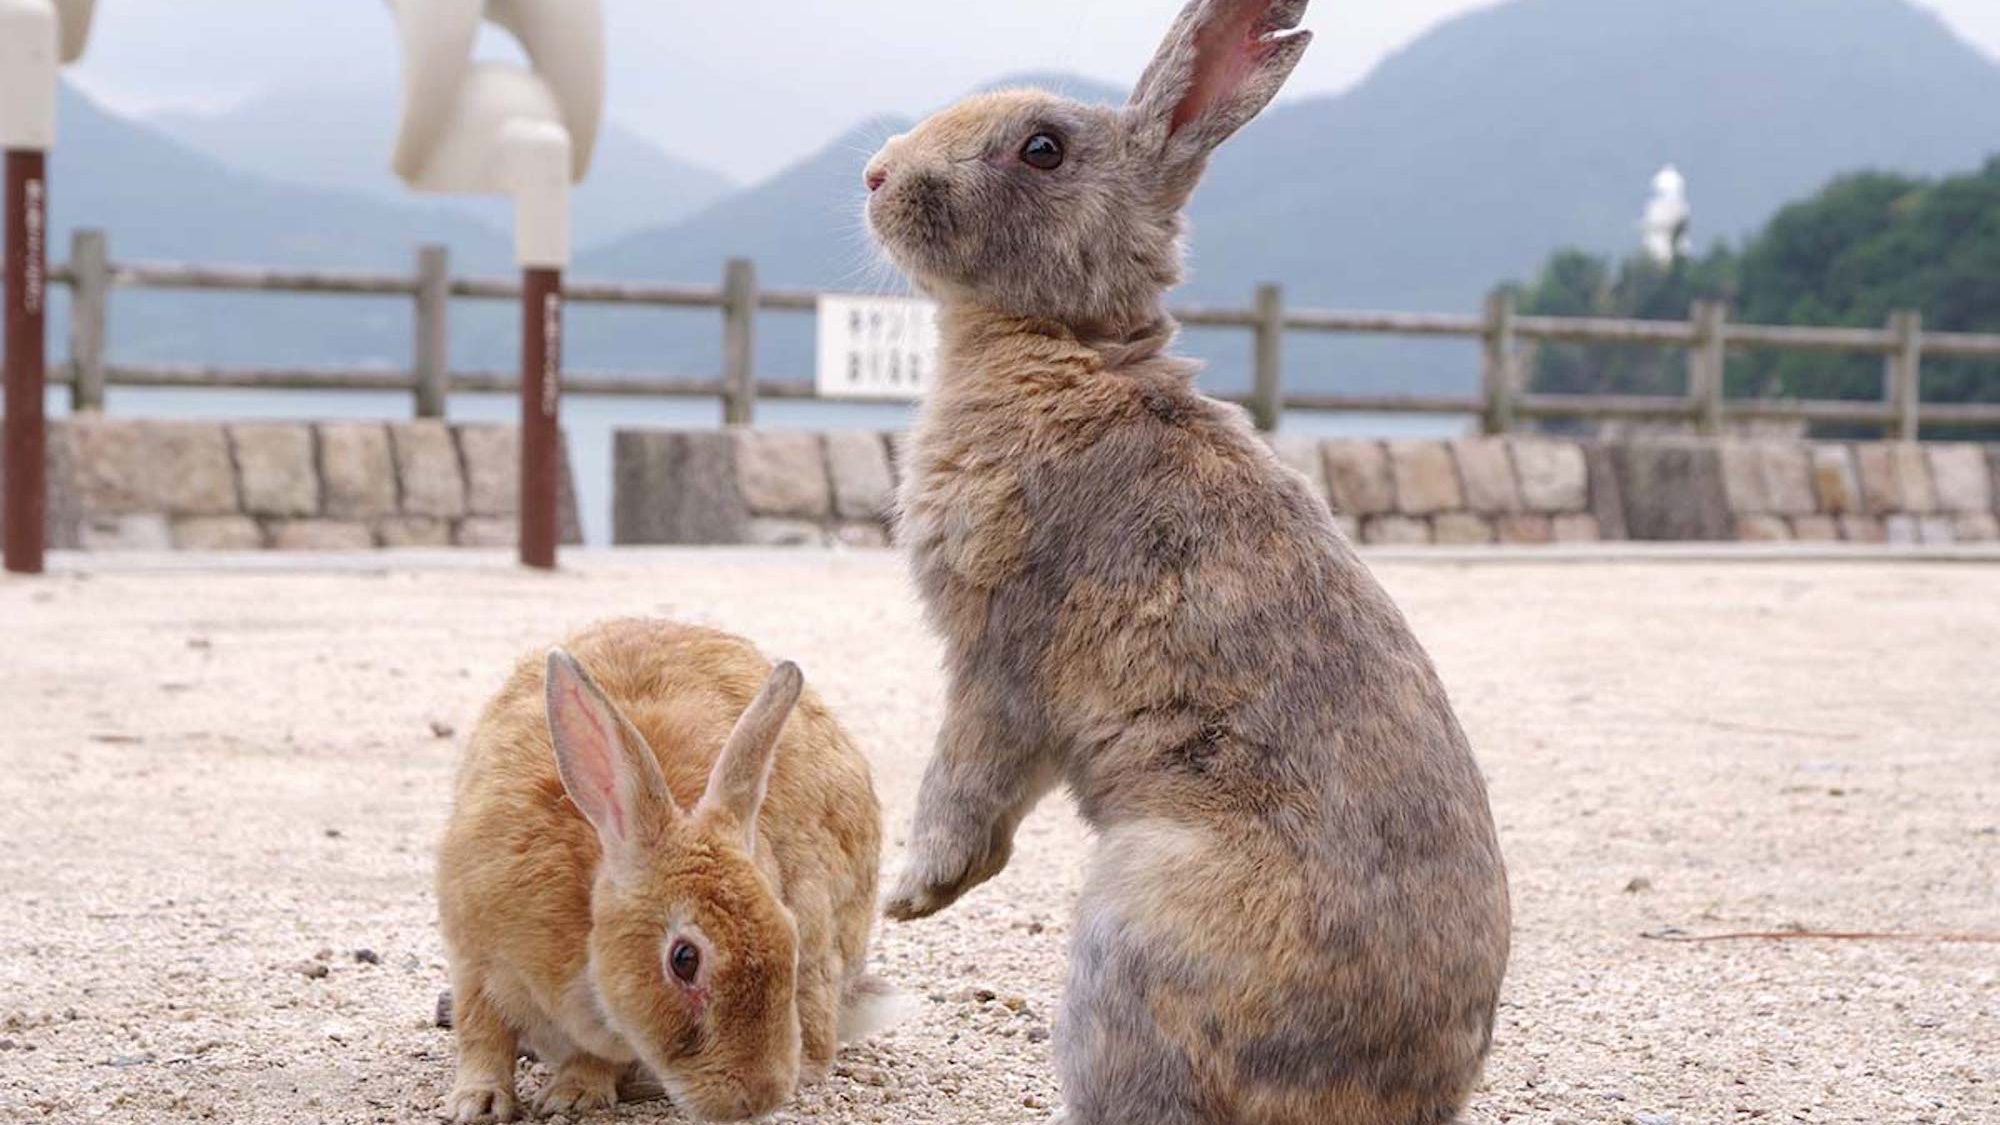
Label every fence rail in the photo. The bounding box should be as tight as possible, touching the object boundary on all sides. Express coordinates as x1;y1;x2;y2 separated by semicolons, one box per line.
37;229;2000;437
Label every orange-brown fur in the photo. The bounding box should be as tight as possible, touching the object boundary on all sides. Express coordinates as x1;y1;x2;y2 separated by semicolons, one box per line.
437;619;882;1122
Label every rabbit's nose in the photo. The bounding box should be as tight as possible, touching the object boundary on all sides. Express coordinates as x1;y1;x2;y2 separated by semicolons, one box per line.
865;165;889;193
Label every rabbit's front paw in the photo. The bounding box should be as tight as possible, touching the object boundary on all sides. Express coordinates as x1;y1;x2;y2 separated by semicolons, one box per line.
532;1057;620;1117
884;866;955;920
885;833;1012;920
443;1081;518;1123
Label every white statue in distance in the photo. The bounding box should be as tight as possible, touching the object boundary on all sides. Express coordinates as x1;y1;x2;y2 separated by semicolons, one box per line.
1641;164;1692;268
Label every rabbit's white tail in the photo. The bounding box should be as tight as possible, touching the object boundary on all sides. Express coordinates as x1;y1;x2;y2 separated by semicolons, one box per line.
838;973;917;1043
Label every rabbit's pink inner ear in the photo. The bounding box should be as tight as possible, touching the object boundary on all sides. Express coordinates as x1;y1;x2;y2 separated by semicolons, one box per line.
547;653;634;844
1170;1;1268;134
554;681;625;835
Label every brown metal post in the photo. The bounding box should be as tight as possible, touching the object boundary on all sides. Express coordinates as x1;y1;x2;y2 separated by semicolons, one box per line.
5;150;48;575
519;267;561;570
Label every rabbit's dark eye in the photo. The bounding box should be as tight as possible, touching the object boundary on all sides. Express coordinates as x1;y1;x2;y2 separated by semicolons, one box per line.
669;939;700;984
1020;133;1064;171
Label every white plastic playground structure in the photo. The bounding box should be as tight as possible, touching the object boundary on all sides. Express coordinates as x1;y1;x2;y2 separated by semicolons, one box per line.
386;0;602;269
384;0;603;569
0;0;94;148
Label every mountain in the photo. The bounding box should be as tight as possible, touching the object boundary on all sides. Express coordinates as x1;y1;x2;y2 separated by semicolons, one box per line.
1515;158;2000;411
584;72;1123;284
566;117;907;378
53;85;505;270
580;0;2000;393
38;0;2000;391
152;80;735;251
48;83;514;367
570;74;1127;378
1197;0;2000;308
585;116;908;291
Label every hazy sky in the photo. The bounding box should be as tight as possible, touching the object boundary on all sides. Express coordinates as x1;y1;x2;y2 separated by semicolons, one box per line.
67;1;2000;183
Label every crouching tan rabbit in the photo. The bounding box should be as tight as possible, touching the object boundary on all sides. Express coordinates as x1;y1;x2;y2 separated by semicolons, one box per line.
864;1;1510;1122
436;619;897;1122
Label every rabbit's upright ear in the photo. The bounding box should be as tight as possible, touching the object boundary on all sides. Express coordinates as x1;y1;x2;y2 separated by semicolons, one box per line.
1128;0;1312;180
546;649;679;860
697;661;804;850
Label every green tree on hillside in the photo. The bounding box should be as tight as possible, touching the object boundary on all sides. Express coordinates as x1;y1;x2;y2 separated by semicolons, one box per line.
1516;158;2000;423
1735;160;2000;405
1515;247;1735;399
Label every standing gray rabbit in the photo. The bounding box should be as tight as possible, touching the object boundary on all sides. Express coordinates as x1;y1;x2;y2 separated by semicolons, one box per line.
864;1;1510;1123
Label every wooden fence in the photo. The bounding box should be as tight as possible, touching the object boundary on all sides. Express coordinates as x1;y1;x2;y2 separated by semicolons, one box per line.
41;229;2000;438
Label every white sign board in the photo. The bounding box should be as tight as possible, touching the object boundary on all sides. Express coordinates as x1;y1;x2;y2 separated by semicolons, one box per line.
815;294;939;401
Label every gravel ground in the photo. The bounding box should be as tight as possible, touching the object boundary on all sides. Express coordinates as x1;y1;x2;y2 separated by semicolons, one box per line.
1;549;1995;1124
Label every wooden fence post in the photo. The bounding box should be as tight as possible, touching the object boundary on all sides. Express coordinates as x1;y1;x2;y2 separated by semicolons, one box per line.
413;243;449;419
1251;282;1283;432
1887;309;1923;442
1480;289;1518;435
722;258;757;425
1688;299;1727;436
67;227;107;412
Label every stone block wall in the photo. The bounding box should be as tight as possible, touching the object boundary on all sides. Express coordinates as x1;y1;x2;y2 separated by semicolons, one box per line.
612;430;1614;548
10;420;1993;554
1278;435;1610;545
1710;440;1998;544
613;428;2000;548
0;419;580;551
614;429;896;547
